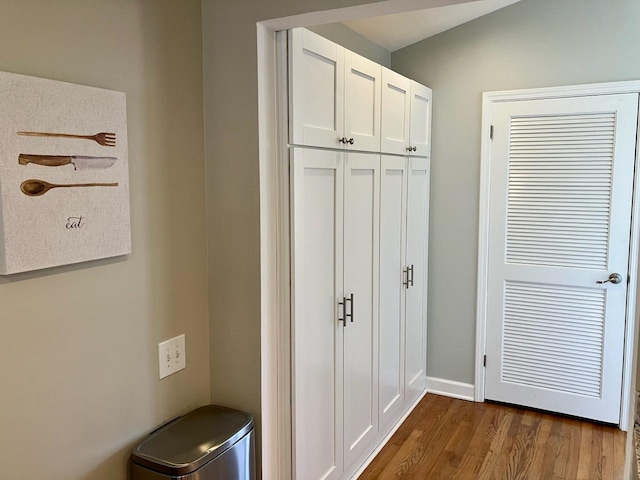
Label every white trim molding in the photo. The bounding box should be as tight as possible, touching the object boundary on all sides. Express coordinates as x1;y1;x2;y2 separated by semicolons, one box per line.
622;102;640;432
476;80;640;430
426;377;474;402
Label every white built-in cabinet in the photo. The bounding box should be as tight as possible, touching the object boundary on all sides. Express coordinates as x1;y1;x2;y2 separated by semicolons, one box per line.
378;156;430;431
289;28;431;480
290;28;382;152
404;157;430;404
291;148;380;480
380;69;432;156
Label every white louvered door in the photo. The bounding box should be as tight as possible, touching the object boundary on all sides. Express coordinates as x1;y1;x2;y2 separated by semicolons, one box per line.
485;94;639;423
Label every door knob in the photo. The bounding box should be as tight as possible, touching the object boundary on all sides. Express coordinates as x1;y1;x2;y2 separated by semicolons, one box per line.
596;273;623;284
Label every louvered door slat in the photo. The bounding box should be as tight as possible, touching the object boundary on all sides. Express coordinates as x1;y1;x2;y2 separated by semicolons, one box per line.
510;154;615;159
502;282;605;398
506;112;613;269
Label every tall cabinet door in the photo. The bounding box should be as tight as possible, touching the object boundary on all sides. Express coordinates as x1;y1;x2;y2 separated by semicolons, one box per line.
344;51;381;152
380;68;411;155
343;152;380;469
409;82;432;157
405;157;430;405
290;28;345;149
378;156;408;431
291;148;344;480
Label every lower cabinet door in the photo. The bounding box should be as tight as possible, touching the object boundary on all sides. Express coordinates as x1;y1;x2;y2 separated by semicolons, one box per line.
291;147;344;480
405;157;430;405
378;156;408;430
291;148;429;480
343;152;380;469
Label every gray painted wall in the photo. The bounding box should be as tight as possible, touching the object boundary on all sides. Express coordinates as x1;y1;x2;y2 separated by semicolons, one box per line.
392;0;640;384
201;0;388;462
308;23;391;67
0;1;209;479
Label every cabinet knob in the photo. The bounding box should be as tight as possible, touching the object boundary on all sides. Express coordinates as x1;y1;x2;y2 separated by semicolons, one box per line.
339;137;347;144
406;146;413;152
348;138;354;145
412;146;417;152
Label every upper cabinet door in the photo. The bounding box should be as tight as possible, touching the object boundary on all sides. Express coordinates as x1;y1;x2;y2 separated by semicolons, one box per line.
381;68;411;155
344;51;381;152
290;28;345;149
409;82;432;157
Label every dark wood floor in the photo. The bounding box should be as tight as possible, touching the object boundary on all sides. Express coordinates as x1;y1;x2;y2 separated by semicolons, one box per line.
360;394;626;480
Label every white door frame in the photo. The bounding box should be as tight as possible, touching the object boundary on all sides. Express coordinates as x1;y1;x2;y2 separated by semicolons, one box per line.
475;81;640;431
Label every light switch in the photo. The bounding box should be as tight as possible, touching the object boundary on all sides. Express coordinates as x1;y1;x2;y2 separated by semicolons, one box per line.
158;334;186;379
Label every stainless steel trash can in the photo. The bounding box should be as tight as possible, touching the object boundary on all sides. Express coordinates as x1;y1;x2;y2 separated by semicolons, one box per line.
131;405;255;480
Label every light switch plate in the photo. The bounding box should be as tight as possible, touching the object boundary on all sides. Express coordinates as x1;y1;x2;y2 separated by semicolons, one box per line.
158;334;186;379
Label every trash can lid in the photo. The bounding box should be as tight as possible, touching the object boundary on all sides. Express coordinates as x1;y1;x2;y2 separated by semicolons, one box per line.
131;405;254;476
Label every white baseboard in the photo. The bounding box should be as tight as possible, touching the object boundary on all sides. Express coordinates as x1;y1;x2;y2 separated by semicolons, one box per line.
426;376;475;402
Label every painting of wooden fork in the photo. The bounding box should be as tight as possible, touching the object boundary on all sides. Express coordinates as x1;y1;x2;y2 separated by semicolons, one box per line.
0;70;130;275
18;131;116;146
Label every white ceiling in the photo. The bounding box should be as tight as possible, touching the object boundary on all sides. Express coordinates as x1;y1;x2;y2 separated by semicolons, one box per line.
343;0;521;52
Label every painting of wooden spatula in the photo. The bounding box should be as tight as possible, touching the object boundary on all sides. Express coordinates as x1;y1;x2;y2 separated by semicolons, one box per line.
18;131;116;147
19;154;117;170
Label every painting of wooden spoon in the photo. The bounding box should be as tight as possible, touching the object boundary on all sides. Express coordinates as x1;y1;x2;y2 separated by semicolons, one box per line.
20;179;119;197
18;131;116;147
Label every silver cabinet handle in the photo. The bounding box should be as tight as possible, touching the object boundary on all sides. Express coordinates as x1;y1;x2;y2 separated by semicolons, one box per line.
338;297;346;327
345;293;354;323
597;273;623;284
409;264;414;287
403;268;410;288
